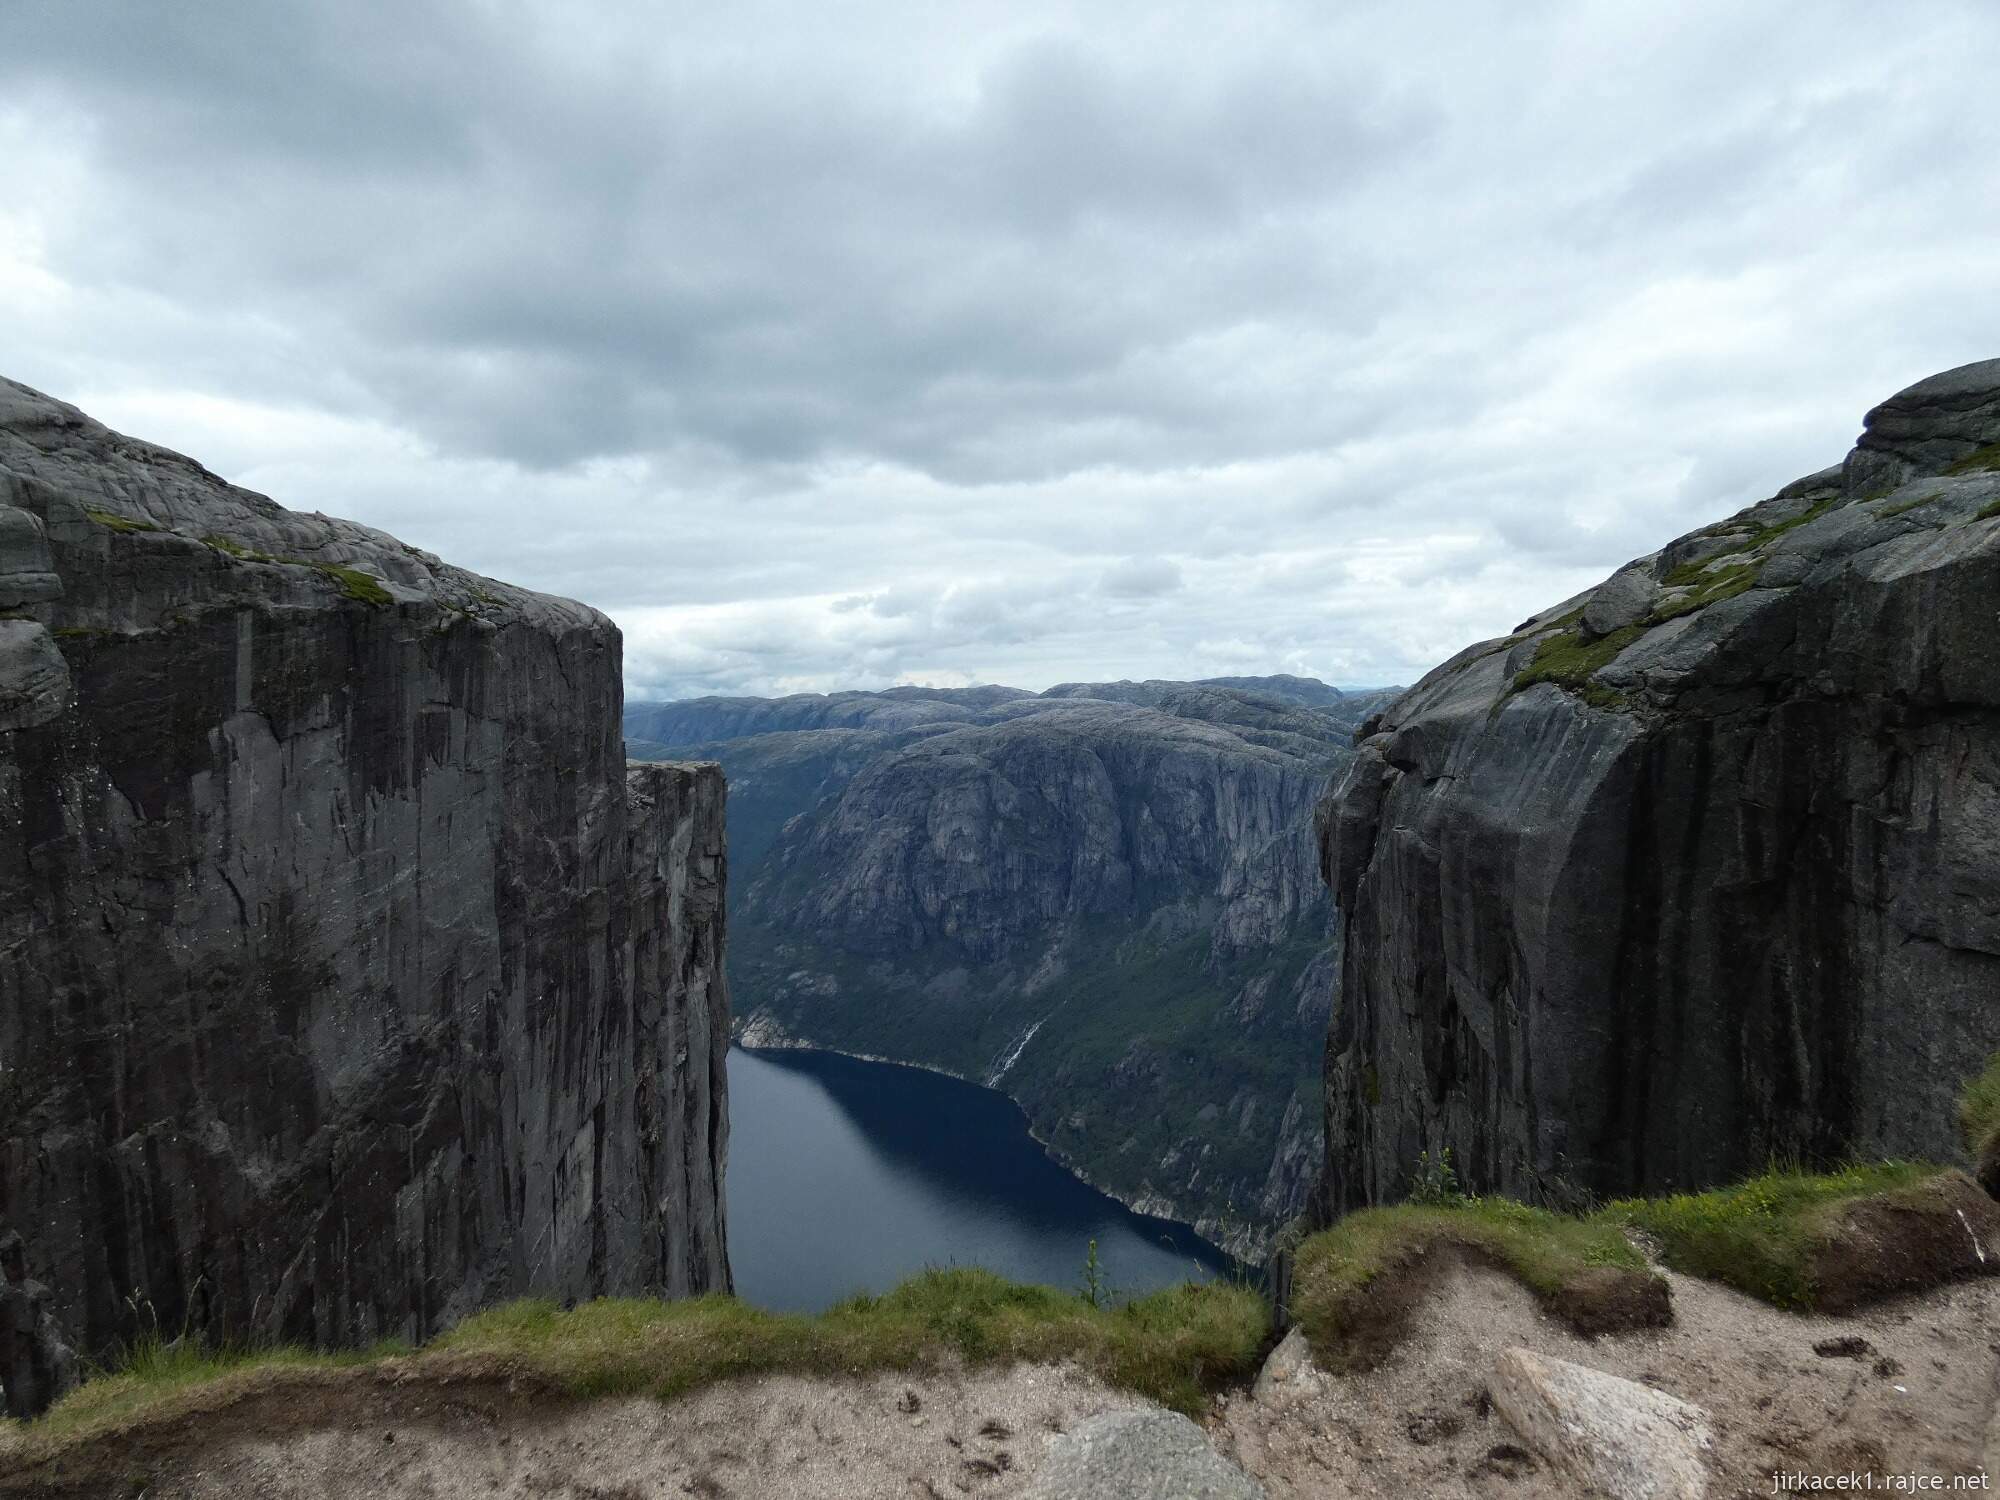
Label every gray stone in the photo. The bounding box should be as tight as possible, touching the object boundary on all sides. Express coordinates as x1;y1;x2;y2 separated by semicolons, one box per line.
1251;1326;1318;1404
1580;564;1660;637
1314;359;2000;1217
0;376;731;1405
0;619;69;730
0;502;60;606
0;1231;79;1420
1023;1410;1267;1500
1491;1348;1713;1500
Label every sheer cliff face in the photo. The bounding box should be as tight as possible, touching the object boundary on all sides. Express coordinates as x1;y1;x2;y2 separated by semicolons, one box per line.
0;379;729;1366
635;678;1398;1256
1317;360;2000;1217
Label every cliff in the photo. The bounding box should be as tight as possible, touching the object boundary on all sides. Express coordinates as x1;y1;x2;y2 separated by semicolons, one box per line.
634;678;1398;1255
0;378;730;1386
1316;359;2000;1215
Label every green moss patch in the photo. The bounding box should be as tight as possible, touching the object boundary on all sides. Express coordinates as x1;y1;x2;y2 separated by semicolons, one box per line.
84;508;159;534
1975;497;2000;523
1649;560;1762;624
1945;441;2000;476
1961;1053;2000;1196
1292;1199;1663;1370
1880;489;1947;519
1509;624;1645;705
312;563;394;608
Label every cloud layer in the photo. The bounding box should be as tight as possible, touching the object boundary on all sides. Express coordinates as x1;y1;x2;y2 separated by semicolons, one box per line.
4;0;1998;697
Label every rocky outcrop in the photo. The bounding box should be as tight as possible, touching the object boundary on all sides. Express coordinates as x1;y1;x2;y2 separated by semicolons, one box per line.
1317;360;2000;1214
633;679;1398;1255
0;378;730;1396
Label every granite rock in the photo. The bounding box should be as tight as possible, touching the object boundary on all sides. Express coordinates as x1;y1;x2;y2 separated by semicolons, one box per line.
1316;359;2000;1214
0;378;731;1408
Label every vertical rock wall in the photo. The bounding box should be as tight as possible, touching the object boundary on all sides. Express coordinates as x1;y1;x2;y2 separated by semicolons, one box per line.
0;377;729;1377
1315;360;2000;1216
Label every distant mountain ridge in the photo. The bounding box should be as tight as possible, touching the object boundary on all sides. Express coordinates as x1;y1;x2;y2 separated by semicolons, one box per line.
627;674;1398;1255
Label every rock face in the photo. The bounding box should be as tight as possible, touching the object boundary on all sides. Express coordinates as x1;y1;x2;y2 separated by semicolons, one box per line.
1317;360;2000;1214
632;678;1398;1256
0;378;730;1395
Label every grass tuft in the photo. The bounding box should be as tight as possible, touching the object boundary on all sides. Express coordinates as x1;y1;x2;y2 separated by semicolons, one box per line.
1960;1053;2000;1162
84;508;158;534
312;563;394;608
1945;442;2000;476
1510;624;1645;703
1605;1159;1933;1309
1292;1197;1654;1369
16;1266;1264;1459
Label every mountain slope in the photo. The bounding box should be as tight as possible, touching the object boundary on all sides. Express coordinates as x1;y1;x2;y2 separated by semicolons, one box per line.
631;677;1396;1255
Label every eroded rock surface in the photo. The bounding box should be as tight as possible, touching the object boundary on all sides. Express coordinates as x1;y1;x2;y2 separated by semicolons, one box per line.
1318;359;2000;1213
0;378;730;1398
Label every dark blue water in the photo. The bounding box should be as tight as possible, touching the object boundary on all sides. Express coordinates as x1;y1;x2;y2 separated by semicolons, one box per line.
726;1046;1237;1312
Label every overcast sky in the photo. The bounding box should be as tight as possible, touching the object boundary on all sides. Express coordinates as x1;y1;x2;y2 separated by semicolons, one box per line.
4;2;1997;699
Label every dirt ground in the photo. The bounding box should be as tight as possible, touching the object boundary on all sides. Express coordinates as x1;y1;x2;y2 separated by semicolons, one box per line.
1217;1260;2000;1499
23;1264;2000;1498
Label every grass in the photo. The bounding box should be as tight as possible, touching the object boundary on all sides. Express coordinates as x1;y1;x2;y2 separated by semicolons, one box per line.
1960;1053;2000;1162
200;532;394;608
1509;623;1644;705
312;562;394;607
1291;1197;1652;1367
1976;497;2000;523
1880;489;1947;519
1945;441;2000;476
1604;1159;1934;1310
84;508;158;533
16;1267;1265;1456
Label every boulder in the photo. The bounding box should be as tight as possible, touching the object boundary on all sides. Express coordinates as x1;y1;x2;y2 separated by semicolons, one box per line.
1580;564;1659;638
1023;1410;1268;1500
1251;1326;1318;1404
1491;1347;1713;1500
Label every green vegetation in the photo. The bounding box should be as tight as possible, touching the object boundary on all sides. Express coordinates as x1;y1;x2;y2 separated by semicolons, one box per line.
1292;1197;1652;1367
84;508;158;534
1605;1159;1933;1309
19;1268;1264;1456
1509;623;1643;708
202;533;276;562
1960;1053;2000;1163
1650;560;1762;624
313;562;394;608
1945;441;2000;476
200;534;393;607
1975;497;2000;523
1880;489;1946;519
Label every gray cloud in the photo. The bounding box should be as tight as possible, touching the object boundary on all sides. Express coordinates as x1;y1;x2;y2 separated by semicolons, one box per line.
2;0;1998;698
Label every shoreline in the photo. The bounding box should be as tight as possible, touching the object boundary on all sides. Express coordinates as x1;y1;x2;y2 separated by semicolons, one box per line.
732;1014;1271;1267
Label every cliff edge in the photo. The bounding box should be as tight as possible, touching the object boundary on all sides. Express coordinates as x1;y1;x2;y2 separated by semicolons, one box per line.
0;378;729;1390
1316;359;2000;1214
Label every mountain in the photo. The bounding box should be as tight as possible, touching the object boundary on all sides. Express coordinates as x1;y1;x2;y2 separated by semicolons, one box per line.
629;676;1398;1256
0;378;729;1396
1315;358;2000;1216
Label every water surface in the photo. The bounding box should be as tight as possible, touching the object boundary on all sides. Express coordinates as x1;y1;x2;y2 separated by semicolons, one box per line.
726;1045;1236;1312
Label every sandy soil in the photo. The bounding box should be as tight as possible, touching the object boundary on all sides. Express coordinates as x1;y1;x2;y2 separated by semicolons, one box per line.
1217;1260;2000;1499
35;1264;2000;1498
141;1363;1152;1500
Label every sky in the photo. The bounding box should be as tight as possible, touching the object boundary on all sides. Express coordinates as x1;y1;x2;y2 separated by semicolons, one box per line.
3;2;1998;700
